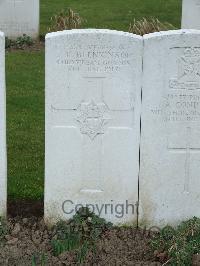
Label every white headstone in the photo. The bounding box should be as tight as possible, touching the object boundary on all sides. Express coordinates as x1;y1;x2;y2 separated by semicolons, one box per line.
45;29;142;225
140;30;200;227
182;0;200;30
0;32;6;217
0;0;39;38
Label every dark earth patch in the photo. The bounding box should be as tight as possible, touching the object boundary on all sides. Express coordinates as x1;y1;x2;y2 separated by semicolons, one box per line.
0;214;161;265
8;199;44;217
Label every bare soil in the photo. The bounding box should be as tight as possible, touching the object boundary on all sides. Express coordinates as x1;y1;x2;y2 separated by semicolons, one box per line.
0;200;164;265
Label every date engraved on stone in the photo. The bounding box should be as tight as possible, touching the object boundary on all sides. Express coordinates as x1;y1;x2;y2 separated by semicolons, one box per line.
151;47;200;122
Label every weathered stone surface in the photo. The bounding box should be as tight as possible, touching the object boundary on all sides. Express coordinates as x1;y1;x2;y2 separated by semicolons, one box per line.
45;29;142;225
182;0;200;30
140;30;200;227
0;32;7;217
0;0;39;38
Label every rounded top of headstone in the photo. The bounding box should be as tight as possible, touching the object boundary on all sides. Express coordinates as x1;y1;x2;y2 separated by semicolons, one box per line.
144;29;200;39
46;29;142;40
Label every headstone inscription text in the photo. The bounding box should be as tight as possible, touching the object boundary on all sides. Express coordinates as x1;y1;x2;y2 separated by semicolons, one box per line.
140;30;200;227
45;30;142;225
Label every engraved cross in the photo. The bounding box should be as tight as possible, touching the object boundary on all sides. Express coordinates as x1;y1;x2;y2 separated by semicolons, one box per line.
51;76;134;194
168;127;200;193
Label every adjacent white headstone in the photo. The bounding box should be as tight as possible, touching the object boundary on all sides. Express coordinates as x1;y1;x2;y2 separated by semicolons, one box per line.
0;32;7;217
45;29;142;225
140;30;200;227
182;0;200;30
0;0;39;38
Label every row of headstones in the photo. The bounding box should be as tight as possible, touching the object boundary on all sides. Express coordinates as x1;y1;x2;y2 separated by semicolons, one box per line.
1;29;200;228
0;0;200;38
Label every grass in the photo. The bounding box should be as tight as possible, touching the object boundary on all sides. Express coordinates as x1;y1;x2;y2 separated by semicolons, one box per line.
40;0;182;34
151;217;200;265
6;0;181;200
7;51;44;199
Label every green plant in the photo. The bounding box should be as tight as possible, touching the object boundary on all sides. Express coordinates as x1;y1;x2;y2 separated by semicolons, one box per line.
32;253;47;266
52;207;112;263
129;17;175;36
15;34;34;49
151;217;200;265
49;8;84;32
5;35;33;49
77;240;89;264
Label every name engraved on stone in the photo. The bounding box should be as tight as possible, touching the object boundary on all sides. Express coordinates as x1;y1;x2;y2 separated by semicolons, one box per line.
45;30;142;224
166;47;200;193
56;44;132;73
140;30;200;227
151;47;200;123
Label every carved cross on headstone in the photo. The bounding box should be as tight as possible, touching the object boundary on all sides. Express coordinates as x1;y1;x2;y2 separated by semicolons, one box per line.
51;76;134;193
168;127;200;193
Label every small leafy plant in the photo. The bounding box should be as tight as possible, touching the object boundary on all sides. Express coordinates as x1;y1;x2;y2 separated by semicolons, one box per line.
5;34;33;49
52;207;112;263
15;34;33;49
32;252;47;266
129;17;175;36
151;217;200;265
49;8;84;32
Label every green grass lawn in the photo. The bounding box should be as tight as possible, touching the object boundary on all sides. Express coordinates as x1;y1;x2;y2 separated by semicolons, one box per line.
7;0;182;200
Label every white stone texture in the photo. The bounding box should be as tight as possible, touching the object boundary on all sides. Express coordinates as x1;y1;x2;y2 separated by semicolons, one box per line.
0;0;39;38
45;29;142;225
182;0;200;30
140;30;200;227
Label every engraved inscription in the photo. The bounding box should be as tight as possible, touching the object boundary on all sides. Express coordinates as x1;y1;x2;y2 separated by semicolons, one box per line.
163;93;200;122
151;47;200;122
56;44;133;73
149;47;200;192
76;100;109;140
